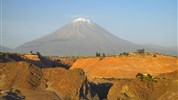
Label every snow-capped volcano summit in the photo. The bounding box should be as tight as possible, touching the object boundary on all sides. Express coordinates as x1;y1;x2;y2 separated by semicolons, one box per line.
16;18;176;56
73;18;92;23
16;18;138;56
17;18;140;56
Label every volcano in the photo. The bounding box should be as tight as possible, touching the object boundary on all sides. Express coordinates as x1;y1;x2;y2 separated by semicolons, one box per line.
16;18;175;56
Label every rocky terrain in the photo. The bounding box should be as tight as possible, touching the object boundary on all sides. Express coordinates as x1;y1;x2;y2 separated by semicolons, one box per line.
0;52;177;100
0;60;91;99
0;52;75;69
42;68;91;100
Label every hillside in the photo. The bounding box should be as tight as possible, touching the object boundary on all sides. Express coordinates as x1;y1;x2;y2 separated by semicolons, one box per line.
0;52;178;99
71;53;178;79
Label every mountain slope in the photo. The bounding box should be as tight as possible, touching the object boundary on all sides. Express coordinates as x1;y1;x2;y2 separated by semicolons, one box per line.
16;18;176;56
16;18;141;56
0;45;14;53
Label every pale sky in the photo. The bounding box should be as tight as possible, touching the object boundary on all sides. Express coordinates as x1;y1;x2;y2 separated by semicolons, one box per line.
1;0;177;48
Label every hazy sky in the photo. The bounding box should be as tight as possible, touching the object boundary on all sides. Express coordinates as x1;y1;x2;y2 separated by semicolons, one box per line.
1;0;177;48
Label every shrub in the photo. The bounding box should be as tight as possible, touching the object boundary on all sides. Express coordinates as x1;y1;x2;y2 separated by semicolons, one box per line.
147;74;152;79
136;73;153;81
102;53;105;57
136;73;143;78
120;52;129;56
96;52;100;57
137;48;145;53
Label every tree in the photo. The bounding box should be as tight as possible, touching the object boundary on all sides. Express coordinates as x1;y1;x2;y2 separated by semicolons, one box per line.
137;48;145;53
102;53;105;57
98;53;100;56
96;52;100;57
96;52;98;56
30;51;33;54
36;52;40;56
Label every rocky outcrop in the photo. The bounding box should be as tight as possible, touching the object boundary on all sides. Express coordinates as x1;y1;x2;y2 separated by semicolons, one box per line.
0;61;43;89
42;68;91;100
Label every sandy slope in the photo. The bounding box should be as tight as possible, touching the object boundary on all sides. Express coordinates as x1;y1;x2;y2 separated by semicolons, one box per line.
71;54;178;79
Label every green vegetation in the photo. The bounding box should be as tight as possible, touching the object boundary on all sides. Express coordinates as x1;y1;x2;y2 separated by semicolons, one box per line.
96;52;101;57
102;53;105;57
136;48;145;53
136;73;143;78
30;50;33;54
96;52;106;58
136;73;153;80
36;52;40;56
120;52;129;56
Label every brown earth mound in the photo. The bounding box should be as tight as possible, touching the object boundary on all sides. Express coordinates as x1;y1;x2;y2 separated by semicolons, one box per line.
71;54;178;79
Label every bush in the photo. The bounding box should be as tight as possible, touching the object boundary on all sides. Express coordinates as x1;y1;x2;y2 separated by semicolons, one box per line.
137;48;145;53
136;73;153;81
136;73;143;78
96;52;100;57
147;74;152;79
120;52;129;56
102;53;105;57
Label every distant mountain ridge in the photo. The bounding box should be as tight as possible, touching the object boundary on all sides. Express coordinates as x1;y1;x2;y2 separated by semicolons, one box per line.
16;18;177;56
0;45;14;53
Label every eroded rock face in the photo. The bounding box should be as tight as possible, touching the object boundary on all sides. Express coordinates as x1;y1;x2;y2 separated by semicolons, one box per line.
42;68;91;100
0;61;43;90
0;61;92;100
